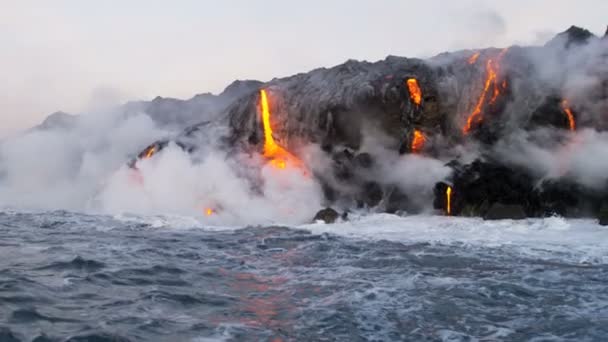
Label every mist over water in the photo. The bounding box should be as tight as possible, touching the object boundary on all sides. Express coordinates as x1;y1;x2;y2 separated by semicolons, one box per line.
0;111;166;210
0;108;326;225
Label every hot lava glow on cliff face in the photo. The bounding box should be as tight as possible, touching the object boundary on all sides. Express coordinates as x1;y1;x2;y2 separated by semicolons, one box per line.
446;186;452;216
406;78;422;106
468;52;480;65
411;130;426;153
463;49;509;135
561;100;576;131
259;89;305;171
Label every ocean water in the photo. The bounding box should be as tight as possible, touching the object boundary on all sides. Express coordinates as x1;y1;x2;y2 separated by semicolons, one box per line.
1;210;607;341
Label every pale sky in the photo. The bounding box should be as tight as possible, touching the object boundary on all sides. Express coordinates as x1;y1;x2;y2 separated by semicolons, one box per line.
1;0;606;136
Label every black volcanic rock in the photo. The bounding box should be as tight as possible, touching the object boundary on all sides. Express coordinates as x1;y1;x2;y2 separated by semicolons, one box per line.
123;79;262;129
444;160;539;217
221;80;263;99
528;96;575;130
599;203;608;226
483;203;527;220
546;25;597;49
313;208;339;224
125;24;608;220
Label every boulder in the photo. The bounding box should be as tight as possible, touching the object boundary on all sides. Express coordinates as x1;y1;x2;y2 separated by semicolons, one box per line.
313;208;339;224
483;203;527;220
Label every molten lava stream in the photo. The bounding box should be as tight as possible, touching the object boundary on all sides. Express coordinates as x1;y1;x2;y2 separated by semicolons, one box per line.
145;146;156;159
406;78;422;106
561;100;576;131
462;48;508;134
446;186;452;216
462;59;497;134
259;89;305;172
468;52;480;64
411;129;426;154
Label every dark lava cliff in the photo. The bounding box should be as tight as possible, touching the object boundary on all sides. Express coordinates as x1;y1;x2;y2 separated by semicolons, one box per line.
50;26;608;222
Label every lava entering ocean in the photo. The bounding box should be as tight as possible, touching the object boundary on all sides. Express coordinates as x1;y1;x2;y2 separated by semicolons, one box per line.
446;186;452;216
259;89;305;171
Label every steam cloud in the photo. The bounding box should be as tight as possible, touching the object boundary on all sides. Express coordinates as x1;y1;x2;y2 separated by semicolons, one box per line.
0;108;325;225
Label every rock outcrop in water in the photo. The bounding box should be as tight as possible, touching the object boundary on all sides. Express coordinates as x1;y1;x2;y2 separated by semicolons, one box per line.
117;25;608;222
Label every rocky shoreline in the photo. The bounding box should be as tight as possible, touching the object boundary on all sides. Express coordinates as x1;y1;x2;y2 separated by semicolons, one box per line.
107;26;608;224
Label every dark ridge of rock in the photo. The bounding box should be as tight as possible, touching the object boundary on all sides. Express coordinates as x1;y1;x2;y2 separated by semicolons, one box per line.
220;80;264;99
604;25;608;38
599;203;608;226
226;55;441;154
546;25;597;49
36;111;77;131
483;203;527;220
313;208;339;224
121;79;263;129
126;24;608;220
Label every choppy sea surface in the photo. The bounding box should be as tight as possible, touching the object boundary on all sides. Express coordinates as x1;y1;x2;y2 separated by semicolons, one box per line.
1;210;607;341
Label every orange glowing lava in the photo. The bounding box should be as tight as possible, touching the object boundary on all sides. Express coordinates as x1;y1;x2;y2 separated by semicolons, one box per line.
144;146;156;159
406;78;422;106
561;100;576;131
205;208;214;216
446;186;452;216
259;89;305;171
463;48;508;134
411;129;426;153
468;52;480;64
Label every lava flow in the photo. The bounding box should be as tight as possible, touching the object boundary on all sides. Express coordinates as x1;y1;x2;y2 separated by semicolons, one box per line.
561;100;576;131
259;89;304;171
463;49;508;134
468;52;480;64
145;147;156;159
406;78;422;106
411;129;426;153
446;186;452;216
